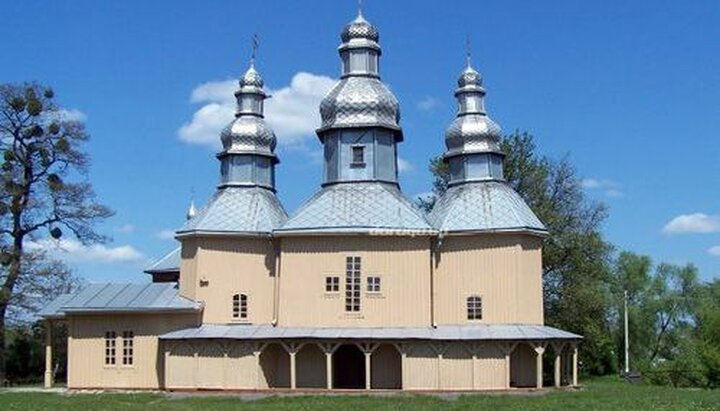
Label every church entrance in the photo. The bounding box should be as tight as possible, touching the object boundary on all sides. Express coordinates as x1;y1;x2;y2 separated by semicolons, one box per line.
332;344;365;389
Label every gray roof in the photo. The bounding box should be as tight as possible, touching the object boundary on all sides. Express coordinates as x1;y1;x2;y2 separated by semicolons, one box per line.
276;182;434;235
145;247;180;274
39;283;201;319
178;186;287;236
428;181;547;235
161;324;581;341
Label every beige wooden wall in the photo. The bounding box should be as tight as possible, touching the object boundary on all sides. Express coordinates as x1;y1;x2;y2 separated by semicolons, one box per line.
180;236;276;324
434;234;544;325
278;236;432;327
67;313;199;389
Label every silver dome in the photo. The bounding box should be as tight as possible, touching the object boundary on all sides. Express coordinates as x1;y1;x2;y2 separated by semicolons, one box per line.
444;63;502;156
240;64;264;88
341;12;379;43
319;76;400;132
220;116;276;155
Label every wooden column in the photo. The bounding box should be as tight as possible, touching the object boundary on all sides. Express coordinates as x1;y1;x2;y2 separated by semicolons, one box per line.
319;342;340;390
552;342;564;388
289;351;297;389
533;343;546;389
357;343;379;391
497;342;517;389
44;320;53;389
572;344;578;387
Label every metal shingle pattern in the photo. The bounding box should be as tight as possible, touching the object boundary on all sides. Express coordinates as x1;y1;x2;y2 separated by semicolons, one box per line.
39;283;201;318
180;186;287;234
277;182;433;234
428;181;546;233
145;247;181;274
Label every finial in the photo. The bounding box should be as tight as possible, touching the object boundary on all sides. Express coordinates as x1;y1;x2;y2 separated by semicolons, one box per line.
250;33;259;67
466;34;472;68
358;0;363;17
186;189;197;221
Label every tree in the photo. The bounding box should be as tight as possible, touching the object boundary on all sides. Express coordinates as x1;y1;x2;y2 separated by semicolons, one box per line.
420;131;615;374
0;83;113;383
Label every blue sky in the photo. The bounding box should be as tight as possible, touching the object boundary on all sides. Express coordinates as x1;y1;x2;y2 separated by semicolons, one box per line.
2;0;719;282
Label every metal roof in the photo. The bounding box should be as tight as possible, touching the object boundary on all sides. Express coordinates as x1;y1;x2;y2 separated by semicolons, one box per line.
428;181;547;235
276;182;435;235
160;324;581;341
144;247;180;274
178;186;287;236
39;283;201;319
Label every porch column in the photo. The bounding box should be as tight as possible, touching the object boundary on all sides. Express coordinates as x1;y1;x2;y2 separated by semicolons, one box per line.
572;344;578;387
552;342;564;388
497;342;517;390
44;320;53;388
289;351;297;389
319;343;340;390
533;343;546;389
357;343;379;390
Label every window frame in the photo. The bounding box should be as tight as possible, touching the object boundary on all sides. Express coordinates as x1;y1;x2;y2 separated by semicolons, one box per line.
345;256;361;312
467;295;483;320
104;331;116;366
121;330;134;367
350;145;366;167
325;276;340;293
366;276;381;293
233;293;248;320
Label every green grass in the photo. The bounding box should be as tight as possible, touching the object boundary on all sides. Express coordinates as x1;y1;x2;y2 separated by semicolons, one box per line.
0;377;718;411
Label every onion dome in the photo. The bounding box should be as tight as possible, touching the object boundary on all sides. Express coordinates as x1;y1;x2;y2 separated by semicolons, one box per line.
444;62;502;157
186;200;197;221
341;12;379;43
317;11;402;138
219;63;277;158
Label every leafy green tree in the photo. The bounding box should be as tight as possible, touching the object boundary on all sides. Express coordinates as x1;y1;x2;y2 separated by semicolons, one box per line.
0;83;113;383
420;131;615;374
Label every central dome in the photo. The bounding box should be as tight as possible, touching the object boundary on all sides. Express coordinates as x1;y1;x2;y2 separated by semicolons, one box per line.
319;77;400;132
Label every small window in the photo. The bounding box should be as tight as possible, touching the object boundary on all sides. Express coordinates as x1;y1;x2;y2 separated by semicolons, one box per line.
367;276;381;293
122;331;133;366
325;276;340;292
104;331;116;365
467;296;483;320
351;146;365;165
233;293;248;319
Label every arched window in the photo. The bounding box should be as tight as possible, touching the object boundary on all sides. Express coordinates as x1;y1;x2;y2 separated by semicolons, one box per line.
467;295;482;320
232;293;248;319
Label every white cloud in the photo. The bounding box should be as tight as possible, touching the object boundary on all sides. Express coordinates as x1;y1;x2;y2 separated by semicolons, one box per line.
115;224;135;234
26;239;144;264
56;108;87;122
663;213;720;234
417;96;438;111
581;178;623;198
179;72;336;148
708;246;720;257
398;157;413;173
155;229;177;240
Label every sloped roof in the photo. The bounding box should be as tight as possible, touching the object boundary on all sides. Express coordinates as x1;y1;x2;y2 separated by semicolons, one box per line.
144;247;180;274
39;283;201;319
276;182;434;235
161;324;581;341
428;181;546;235
178;186;287;236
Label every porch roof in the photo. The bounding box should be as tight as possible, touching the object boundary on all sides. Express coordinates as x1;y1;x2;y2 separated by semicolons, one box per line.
160;323;581;341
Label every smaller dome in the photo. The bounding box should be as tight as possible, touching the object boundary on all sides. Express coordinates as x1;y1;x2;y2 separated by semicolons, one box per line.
458;65;482;88
341;12;379;43
240;64;264;88
220;116;276;156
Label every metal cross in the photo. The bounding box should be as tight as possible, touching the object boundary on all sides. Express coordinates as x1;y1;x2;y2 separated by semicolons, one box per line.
251;33;259;63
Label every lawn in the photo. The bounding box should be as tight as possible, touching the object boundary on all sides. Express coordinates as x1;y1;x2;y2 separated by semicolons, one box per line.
0;377;718;411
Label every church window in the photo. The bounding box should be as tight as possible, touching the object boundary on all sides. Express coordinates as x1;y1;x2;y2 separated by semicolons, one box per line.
104;331;116;365
345;256;361;312
367;276;381;293
351;146;365;166
122;331;134;366
233;293;248;319
467;295;483;320
326;276;340;292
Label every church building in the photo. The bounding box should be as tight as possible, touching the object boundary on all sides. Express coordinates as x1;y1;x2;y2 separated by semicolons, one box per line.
40;10;581;391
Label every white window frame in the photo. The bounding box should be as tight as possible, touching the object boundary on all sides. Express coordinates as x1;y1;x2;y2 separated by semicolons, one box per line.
121;330;134;366
345;256;361;312
233;293;248;320
467;295;483;320
325;276;340;293
104;331;116;366
366;276;381;293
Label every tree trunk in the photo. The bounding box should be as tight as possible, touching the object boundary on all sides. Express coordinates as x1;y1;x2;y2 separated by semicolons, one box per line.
0;304;6;385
